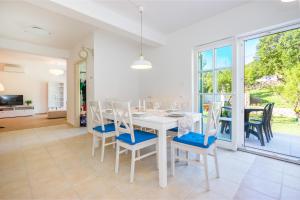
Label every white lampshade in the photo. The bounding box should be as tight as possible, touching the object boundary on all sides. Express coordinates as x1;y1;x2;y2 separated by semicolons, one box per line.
131;56;152;69
0;83;4;92
281;0;296;2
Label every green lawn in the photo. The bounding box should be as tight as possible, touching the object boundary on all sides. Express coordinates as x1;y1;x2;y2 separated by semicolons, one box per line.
247;87;300;135
272;116;300;135
248;87;291;108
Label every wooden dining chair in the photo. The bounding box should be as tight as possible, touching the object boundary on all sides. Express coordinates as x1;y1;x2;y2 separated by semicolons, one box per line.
170;103;221;191
90;100;117;162
113;101;158;183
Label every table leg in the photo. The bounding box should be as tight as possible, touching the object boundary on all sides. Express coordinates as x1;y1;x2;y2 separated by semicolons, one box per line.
158;127;167;188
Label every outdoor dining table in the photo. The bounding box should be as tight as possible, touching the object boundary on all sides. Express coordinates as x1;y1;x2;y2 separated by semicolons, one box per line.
220;106;264;122
244;107;265;122
103;110;202;188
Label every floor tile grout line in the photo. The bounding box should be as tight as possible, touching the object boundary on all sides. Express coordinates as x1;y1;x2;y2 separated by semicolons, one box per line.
236;156;281;200
21;130;35;200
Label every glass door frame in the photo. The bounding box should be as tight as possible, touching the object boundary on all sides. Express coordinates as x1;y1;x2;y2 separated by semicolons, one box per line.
237;21;300;152
193;38;238;150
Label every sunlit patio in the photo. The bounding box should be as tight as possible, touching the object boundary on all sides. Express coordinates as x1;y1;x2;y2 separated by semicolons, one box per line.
245;132;300;158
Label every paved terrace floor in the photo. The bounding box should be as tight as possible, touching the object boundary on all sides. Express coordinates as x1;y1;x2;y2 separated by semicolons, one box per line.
245;132;300;158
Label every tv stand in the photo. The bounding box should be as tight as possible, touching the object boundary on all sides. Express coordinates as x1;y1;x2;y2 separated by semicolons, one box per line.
0;105;34;118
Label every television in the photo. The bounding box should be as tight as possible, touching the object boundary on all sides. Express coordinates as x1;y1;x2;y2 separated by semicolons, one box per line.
0;95;23;106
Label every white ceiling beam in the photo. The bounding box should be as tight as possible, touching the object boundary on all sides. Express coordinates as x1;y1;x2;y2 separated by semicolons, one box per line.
26;0;166;46
0;37;70;59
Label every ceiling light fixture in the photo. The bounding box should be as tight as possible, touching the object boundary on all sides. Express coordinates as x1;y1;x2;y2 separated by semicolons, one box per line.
131;6;152;70
49;69;64;76
24;26;52;36
281;0;296;2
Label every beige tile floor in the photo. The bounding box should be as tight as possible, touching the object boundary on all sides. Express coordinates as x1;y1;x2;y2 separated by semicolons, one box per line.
0;124;300;200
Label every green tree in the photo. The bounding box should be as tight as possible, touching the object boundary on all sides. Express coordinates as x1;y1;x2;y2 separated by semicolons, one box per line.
217;69;232;93
281;63;300;119
202;72;213;93
245;28;300;118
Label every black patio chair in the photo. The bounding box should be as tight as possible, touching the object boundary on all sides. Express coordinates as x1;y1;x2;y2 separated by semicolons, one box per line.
219;106;232;135
267;103;274;138
247;103;272;146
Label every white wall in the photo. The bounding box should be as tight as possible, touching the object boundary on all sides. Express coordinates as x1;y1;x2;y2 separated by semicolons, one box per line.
67;30;139;129
93;30;140;102
0;53;66;113
139;1;300;109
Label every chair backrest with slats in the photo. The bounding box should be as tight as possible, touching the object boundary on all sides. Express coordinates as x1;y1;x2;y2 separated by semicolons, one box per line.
89;100;113;131
262;103;272;124
177;114;194;138
177;103;220;145
112;101;135;143
89;101;105;131
204;103;221;145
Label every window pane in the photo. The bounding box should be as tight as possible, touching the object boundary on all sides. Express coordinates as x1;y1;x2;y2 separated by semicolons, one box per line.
202;72;213;93
215;94;232;141
215;45;232;69
199;94;213;115
199;50;213;71
217;69;232;93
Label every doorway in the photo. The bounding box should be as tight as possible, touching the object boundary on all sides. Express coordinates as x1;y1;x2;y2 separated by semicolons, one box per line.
76;61;87;127
242;26;300;160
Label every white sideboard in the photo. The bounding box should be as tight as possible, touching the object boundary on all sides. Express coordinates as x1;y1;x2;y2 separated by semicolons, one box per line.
48;82;65;110
0;106;34;118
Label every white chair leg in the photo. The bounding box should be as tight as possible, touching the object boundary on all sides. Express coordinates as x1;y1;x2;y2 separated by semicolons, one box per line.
156;142;159;170
100;137;106;162
185;151;189;166
197;154;201;162
112;137;116;149
115;142;120;174
203;154;209;191
214;147;220;178
171;142;175;176
137;150;141;158
175;148;179;162
92;134;96;157
130;150;136;183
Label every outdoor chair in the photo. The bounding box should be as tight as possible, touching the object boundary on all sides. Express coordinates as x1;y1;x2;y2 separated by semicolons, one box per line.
219;106;232;135
266;103;274;138
246;103;272;146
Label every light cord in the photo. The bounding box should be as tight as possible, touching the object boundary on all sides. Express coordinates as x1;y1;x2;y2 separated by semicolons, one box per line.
140;7;143;57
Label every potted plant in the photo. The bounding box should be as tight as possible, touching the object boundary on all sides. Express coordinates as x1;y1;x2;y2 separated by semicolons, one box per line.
25;100;32;106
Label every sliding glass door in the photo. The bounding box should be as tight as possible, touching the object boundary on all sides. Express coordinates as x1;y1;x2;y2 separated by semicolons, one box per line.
195;39;237;149
241;26;300;160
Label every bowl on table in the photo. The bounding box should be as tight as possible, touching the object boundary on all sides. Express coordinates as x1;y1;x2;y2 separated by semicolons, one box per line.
132;112;146;117
167;112;185;117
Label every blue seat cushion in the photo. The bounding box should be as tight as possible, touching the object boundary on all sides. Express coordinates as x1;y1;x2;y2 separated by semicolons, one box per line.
173;132;217;148
116;130;157;145
168;127;178;132
93;123;115;133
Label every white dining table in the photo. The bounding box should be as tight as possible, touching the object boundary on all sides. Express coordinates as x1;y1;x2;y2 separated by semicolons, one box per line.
103;110;202;188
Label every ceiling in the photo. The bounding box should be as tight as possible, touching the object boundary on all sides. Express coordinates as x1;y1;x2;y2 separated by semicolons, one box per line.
0;0;254;50
97;0;251;34
0;49;66;69
0;1;96;49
